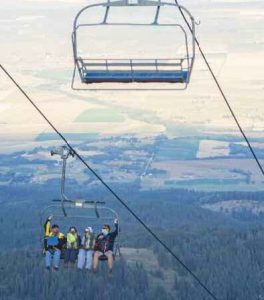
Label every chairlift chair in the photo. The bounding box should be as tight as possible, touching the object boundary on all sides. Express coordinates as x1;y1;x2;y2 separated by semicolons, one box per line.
71;0;196;90
40;200;121;259
41;146;121;260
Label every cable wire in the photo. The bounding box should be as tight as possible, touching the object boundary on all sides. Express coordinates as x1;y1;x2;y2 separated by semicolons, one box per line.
176;0;264;176
0;64;219;300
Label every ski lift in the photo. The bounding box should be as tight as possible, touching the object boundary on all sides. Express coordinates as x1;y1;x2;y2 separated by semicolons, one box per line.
40;200;121;258
40;146;121;260
71;0;196;90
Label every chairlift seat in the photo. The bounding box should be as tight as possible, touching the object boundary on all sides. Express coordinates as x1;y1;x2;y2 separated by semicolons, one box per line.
99;254;108;261
82;70;189;84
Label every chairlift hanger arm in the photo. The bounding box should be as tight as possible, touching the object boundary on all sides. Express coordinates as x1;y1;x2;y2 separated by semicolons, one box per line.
73;1;195;30
51;146;75;216
60;153;70;216
73;0;166;30
51;146;109;216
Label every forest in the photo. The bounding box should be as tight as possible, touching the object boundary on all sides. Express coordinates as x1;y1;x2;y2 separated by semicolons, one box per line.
1;182;264;300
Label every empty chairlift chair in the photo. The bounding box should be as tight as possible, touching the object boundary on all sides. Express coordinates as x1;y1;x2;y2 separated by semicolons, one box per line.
71;0;196;90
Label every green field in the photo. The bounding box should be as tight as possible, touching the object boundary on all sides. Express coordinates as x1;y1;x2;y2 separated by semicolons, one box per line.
75;108;125;123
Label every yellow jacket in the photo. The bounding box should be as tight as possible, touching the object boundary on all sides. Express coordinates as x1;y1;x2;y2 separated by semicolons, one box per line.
44;219;65;250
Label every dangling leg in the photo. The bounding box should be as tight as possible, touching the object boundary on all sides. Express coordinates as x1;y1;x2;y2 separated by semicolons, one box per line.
85;250;93;270
77;249;85;269
64;249;70;267
53;249;61;270
93;251;101;273
105;251;114;273
69;249;76;267
45;250;52;270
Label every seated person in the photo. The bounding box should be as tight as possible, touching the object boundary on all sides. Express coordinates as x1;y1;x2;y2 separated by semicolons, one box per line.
77;227;95;270
64;226;81;267
93;219;119;274
44;215;66;271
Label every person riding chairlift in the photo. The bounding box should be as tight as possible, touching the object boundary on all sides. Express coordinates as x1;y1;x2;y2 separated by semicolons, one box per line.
93;219;119;274
44;215;66;271
65;226;81;267
77;227;95;270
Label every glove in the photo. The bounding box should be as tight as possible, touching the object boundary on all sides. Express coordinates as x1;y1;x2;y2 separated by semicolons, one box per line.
114;218;118;224
48;214;53;221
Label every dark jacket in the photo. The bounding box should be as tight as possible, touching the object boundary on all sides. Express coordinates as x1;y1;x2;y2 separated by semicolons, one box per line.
94;223;118;253
44;219;66;251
